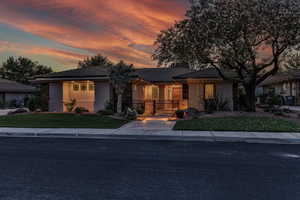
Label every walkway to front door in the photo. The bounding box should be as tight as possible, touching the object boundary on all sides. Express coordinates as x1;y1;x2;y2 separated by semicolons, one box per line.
120;116;176;130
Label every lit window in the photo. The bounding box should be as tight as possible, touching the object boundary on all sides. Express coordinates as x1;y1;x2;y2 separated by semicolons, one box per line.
152;86;159;100
73;84;79;91
81;84;87;91
205;84;215;100
89;84;95;91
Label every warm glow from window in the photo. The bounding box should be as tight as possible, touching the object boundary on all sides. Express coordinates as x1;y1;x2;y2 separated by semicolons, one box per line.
205;84;215;99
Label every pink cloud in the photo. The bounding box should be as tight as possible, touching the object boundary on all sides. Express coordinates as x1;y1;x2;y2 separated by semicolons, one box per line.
0;0;188;69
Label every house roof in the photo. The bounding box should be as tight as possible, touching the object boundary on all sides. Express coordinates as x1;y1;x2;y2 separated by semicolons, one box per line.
0;78;36;93
174;68;235;80
260;70;300;86
35;66;109;79
34;66;192;83
33;66;235;83
133;67;192;83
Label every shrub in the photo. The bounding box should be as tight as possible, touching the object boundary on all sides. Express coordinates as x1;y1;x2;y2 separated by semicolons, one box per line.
125;107;137;120
283;108;292;113
258;94;268;104
175;110;185;119
136;107;145;115
8;108;28;115
74;107;89;114
27;96;39;111
64;99;76;112
266;95;283;107
0;100;8;109
9;99;23;108
204;96;230;113
184;107;201;119
273;110;284;116
205;100;215;114
26;94;49;112
105;101;114;111
97;109;114;116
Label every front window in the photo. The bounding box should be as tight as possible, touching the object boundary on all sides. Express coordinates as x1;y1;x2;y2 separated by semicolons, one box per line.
152;86;159;100
81;84;87;91
73;84;80;91
204;84;215;100
89;83;95;91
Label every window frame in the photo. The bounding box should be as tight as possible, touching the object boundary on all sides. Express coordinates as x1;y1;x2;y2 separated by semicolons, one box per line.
73;83;80;92
204;83;216;100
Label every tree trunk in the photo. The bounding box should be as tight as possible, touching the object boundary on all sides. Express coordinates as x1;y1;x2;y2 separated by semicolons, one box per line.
244;84;256;112
117;93;122;114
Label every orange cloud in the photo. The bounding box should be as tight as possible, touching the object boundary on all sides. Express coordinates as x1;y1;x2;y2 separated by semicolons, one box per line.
0;0;188;69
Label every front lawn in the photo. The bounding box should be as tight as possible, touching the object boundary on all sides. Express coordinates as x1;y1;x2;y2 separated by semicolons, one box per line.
174;116;300;132
0;113;128;129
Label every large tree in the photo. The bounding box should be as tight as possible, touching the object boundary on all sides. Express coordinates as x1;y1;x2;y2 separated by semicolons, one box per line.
109;61;134;114
153;0;300;111
0;56;52;84
284;53;300;71
78;54;112;68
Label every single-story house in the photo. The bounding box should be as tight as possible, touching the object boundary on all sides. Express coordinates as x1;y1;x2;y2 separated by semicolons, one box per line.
260;70;300;105
0;78;36;104
33;66;237;115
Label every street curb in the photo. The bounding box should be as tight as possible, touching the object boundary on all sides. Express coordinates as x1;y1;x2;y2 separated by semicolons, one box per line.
0;131;299;144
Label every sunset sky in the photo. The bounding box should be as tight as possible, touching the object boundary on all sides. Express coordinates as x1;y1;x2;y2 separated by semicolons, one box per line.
0;0;189;71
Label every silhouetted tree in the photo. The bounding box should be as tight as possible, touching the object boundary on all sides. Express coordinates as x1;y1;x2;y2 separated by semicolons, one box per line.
109;61;134;114
284;53;300;71
153;0;300;111
0;56;52;84
78;54;113;68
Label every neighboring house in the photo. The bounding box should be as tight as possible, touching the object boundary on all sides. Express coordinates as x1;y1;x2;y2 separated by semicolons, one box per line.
260;70;300;105
33;66;237;114
0;78;36;104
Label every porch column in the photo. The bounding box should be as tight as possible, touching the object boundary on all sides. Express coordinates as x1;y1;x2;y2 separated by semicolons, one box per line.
49;82;63;112
94;81;111;112
188;82;204;111
158;85;165;111
159;85;165;101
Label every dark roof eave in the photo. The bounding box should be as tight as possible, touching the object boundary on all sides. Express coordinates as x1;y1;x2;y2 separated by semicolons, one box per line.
31;76;109;84
0;90;36;93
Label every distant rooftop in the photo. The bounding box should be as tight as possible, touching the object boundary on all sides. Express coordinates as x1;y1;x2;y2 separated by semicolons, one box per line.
260;70;300;86
0;78;36;93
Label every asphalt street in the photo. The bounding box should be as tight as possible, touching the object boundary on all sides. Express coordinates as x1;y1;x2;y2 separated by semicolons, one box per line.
0;137;299;200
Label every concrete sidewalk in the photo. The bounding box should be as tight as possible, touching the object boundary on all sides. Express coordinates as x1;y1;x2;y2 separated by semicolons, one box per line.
0;127;300;144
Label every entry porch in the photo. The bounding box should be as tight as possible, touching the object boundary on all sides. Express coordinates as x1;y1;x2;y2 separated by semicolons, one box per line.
132;83;189;115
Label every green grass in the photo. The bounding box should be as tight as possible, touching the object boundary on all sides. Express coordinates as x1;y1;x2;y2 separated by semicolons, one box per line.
0;113;128;129
174;116;300;132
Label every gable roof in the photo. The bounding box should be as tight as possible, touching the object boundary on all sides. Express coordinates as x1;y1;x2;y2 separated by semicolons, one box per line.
260;70;300;86
34;66;192;83
0;78;36;93
174;68;235;80
33;66;110;83
35;66;109;79
133;67;192;82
